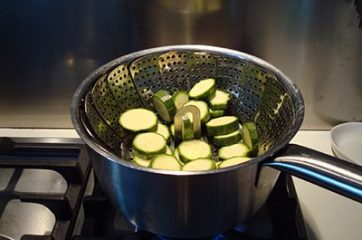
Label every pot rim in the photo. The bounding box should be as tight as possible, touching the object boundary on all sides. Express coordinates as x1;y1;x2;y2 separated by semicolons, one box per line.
70;44;305;176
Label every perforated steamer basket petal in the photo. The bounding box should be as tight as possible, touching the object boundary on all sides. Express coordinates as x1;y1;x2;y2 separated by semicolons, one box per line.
72;45;304;168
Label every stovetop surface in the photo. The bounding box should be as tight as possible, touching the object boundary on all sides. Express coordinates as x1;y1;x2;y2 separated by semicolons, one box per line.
0;137;305;240
0;137;91;240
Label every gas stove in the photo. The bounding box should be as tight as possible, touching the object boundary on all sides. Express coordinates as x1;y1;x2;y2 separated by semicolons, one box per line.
0;137;90;240
0;131;307;240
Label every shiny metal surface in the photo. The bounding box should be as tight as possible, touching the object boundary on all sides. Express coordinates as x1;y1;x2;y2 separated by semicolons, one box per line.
267;144;362;203
244;0;362;128
0;0;130;128
127;0;246;49
0;169;14;192
71;45;362;237
71;45;303;238
83;46;301;156
174;105;201;145
14;169;67;194
0;199;55;240
90;148;275;238
0;0;361;129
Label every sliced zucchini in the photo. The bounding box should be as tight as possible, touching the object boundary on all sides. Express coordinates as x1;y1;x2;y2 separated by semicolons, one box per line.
132;132;166;159
242;122;259;156
156;123;171;142
182;114;194;140
178;140;212;162
189;78;216;100
170;124;175;136
133;155;151;167
209;108;225;118
215;161;223;168
152;90;176;123
182;159;216;171
184;100;210;124
119;108;158;133
173;91;189;110
209;90;229;110
165;145;173;155
213;130;241;147
218;157;251;168
206;116;239;136
174;147;180;161
218;143;250;160
150;154;182;171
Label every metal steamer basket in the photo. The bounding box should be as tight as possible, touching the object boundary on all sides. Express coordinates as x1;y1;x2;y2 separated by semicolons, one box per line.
71;45;362;238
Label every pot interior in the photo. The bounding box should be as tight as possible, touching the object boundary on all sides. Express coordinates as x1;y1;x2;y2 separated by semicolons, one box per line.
76;46;303;167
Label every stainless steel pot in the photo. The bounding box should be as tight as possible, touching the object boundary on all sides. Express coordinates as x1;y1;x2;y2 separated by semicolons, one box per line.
71;45;362;238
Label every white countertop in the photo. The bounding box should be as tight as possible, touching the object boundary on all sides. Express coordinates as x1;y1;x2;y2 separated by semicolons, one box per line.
0;128;79;139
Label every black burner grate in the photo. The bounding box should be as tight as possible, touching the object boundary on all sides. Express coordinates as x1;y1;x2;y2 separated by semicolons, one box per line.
0;137;91;240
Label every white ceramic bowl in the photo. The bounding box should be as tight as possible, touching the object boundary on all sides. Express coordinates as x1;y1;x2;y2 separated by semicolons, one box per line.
330;122;362;165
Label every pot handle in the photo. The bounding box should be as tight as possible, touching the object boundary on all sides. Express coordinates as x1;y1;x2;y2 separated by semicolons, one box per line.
264;144;362;203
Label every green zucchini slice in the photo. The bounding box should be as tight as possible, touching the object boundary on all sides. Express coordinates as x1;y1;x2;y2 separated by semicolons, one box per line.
170;124;175;136
178;140;212;162
133;155;151;168
189;78;216;100
173;91;189;110
213;130;241;147
218;157;251;168
119;108;158;133
152;90;176;123
242;122;259;156
206;116;239;136
165;145;173;155
150;154;182;171
209;108;225;118
132;132;166;159
218;143;250;160
184;100;210;124
209;90;229;110
182;114;194;140
182;159;216;171
156;123;171;142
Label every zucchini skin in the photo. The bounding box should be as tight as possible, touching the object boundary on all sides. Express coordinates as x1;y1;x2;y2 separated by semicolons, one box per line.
156;123;171;142
213;131;241;147
209;109;225;118
189;78;216;101
218;143;250;160
218;157;250;168
182;115;194;141
242;122;259;156
132;156;151;167
209;90;229;110
191;87;216;101
206;116;239;136
172;91;189;110
152;90;177;123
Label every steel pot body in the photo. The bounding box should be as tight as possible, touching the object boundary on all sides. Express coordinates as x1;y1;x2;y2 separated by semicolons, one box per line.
88;145;279;237
71;45;362;238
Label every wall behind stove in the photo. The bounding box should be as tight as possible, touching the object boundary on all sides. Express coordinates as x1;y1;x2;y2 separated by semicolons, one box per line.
0;0;361;129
